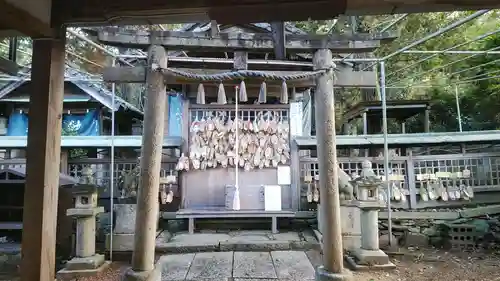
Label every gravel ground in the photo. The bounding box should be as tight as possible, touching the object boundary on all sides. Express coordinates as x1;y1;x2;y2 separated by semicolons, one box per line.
0;261;129;281
354;248;500;281
2;249;500;281
307;248;500;281
56;262;129;281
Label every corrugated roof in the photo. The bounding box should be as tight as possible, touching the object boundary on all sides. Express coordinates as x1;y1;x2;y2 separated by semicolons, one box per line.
0;65;143;115
0;166;78;186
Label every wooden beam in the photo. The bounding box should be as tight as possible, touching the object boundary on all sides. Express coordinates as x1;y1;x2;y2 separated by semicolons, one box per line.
336;68;376;87
233;51;248;70
103;66;377;87
0;0;52;38
210;20;219;37
0;29;23;38
271;22;286;60
98;28;398;53
52;0;346;26
0;57;19;75
52;0;500;27
21;29;65;281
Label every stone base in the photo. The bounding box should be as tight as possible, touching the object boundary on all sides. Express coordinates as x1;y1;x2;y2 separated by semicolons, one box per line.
122;267;161;281
313;229;361;252
345;256;396;271
57;260;111;279
315;266;352;281
106;233;134;251
345;248;395;271
65;254;106;270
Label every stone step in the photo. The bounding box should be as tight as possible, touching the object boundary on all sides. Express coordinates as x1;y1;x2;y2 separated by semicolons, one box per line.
155;231;320;254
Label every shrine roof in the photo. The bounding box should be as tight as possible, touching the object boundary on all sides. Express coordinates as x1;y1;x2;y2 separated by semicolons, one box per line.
343;100;431;122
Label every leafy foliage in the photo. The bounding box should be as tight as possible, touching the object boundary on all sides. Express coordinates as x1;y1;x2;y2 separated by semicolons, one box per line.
2;17;499;133
297;11;500;133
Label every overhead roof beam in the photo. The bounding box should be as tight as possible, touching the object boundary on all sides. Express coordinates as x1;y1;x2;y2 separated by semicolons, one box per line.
0;0;53;38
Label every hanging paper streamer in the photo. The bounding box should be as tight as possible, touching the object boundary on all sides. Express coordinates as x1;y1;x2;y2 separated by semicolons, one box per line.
217;83;227;104
280;80;289;104
196;83;206;104
168;93;184;137
239;80;248;102
258;81;267;104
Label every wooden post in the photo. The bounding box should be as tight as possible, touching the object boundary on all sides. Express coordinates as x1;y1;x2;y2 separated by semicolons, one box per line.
233;51;248;70
313;49;347;278
210;20;219;37
21;29;65;281
60;149;69;173
424;107;430;132
131;45;167;273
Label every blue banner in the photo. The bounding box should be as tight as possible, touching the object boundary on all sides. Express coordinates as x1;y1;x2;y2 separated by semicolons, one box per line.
168;93;184;137
62;110;100;136
7;110;100;136
6;112;28;136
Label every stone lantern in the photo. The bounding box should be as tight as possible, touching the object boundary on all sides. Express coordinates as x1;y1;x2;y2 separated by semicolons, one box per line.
346;160;395;270
58;185;109;278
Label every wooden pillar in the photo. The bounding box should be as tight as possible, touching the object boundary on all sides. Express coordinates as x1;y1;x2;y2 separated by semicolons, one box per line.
424;107;430;132
131;45;167;273
234;51;248;70
362;112;369;157
60;149;69;173
21;30;65;281
313;49;345;275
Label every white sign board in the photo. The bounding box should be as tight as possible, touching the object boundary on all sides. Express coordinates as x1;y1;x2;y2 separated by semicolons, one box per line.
264;185;282;211
277;166;291;185
289;102;303;136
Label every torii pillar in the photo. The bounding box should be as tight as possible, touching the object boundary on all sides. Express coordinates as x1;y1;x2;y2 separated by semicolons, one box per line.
313;49;352;281
123;45;167;281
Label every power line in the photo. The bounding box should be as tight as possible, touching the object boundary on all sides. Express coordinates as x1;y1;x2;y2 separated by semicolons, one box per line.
385;27;500;80
382;10;490;61
457;68;500;81
446;56;500;78
403;50;500;55
361;10;491;71
388;44;500;86
390;72;500;88
380;14;408;33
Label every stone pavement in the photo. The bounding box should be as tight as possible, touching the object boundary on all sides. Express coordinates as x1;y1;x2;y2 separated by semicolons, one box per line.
158;250;316;281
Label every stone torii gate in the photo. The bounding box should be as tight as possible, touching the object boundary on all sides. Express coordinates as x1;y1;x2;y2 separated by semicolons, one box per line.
99;28;393;281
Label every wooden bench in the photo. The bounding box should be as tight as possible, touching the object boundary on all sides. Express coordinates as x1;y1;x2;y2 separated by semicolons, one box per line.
176;209;295;234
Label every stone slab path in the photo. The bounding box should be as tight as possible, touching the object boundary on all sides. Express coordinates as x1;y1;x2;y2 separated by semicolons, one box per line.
156;231;319;253
158;251;316;281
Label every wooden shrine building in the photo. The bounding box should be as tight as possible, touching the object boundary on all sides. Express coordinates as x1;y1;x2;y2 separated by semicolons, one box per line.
2;1;500;281
0;65;142;139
